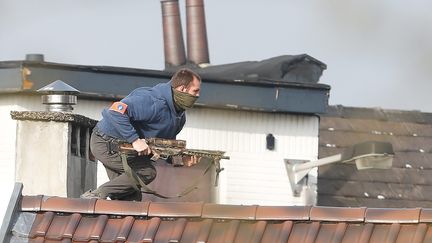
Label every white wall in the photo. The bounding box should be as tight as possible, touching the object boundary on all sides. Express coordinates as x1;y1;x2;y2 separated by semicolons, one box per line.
15;121;69;196
178;107;319;206
0;95;21;226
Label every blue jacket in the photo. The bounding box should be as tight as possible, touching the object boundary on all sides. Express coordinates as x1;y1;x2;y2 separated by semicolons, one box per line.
96;82;186;143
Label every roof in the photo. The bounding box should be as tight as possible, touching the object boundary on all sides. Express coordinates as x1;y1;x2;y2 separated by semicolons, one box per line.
318;105;432;207
189;54;327;84
2;184;432;242
0;59;330;114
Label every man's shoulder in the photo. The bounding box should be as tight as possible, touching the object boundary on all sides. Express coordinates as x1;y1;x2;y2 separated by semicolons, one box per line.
129;86;151;95
131;82;170;96
125;83;172;110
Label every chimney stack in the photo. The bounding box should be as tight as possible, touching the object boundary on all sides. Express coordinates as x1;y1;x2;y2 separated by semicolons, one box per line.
186;0;210;66
161;0;187;68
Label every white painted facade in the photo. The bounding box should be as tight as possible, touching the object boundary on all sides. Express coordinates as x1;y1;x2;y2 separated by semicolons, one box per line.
0;94;319;222
177;108;319;206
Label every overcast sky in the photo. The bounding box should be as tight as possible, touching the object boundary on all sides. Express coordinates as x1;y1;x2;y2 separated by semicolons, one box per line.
1;0;431;112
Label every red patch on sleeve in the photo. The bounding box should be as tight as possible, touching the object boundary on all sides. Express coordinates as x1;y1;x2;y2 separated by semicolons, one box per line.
109;102;128;114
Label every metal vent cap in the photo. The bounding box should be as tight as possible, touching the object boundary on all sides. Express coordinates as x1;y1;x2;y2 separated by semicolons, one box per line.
37;80;80;112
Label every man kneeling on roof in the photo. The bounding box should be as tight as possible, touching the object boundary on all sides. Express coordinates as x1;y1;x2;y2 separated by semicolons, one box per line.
81;68;201;201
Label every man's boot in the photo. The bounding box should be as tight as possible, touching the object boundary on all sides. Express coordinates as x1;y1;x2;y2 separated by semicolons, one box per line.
80;189;106;199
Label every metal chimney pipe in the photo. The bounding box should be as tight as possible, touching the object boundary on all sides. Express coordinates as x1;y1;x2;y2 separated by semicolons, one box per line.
37;80;80;112
186;0;210;66
161;0;187;68
25;54;45;62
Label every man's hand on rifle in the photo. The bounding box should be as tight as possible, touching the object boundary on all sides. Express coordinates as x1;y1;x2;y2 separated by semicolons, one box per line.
132;138;151;156
182;155;201;167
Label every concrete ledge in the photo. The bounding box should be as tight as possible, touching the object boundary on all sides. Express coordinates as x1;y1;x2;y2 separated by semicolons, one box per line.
10;111;97;127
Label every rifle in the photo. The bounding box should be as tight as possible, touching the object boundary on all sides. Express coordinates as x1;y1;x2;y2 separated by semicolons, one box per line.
117;138;229;198
118;138;229;164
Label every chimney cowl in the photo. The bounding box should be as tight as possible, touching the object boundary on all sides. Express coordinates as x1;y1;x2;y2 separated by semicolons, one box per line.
37;80;80;112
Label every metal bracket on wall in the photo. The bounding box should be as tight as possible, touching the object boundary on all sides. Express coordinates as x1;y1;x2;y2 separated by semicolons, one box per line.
285;159;309;197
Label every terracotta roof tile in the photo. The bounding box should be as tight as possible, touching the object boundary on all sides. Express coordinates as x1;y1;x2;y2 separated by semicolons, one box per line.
255;205;310;220
250;221;267;243
40;197;96;214
6;196;432;243
168;218;186;242
75;215;107;241
260;220;293;242
420;208;432;223
142;217;161;242
202;203;257;220
222;219;240;242
99;217;134;242
196;218;213;243
117;216;135;241
413;224;429;242
44;213;76;240
20;195;43;212
148;201;202;218
29;212;54;238
310;206;366;222
63;213;82;239
125;218;152;242
95;199;149;216
365;208;421;223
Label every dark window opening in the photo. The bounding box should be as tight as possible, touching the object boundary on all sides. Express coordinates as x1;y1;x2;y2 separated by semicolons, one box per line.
80;127;87;158
71;125;78;156
89;128;96;162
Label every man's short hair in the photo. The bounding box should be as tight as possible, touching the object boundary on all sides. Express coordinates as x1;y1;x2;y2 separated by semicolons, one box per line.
171;68;201;88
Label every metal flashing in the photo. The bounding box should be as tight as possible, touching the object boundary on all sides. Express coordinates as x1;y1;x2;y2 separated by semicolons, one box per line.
0;183;24;242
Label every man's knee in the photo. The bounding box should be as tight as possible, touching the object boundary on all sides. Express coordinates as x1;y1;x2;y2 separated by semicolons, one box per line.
136;166;157;184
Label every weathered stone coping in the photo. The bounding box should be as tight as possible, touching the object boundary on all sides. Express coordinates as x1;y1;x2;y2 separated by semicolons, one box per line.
10;111;97;127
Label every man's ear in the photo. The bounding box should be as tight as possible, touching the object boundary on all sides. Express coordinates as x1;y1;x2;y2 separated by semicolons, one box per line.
174;85;185;92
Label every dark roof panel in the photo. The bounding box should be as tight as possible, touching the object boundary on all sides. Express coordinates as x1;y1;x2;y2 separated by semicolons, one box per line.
318;195;432;208
319;178;432;202
318;106;432;208
320;148;432;169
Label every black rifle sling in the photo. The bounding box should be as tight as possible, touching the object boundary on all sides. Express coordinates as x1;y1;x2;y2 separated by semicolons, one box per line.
121;153;213;199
